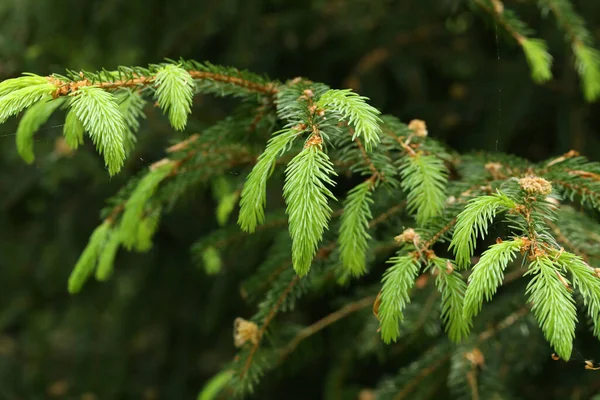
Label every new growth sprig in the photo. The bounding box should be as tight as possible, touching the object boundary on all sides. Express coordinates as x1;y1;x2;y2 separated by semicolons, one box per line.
3;53;600;398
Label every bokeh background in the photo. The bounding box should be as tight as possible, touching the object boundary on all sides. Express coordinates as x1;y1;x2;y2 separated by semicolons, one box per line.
1;0;599;398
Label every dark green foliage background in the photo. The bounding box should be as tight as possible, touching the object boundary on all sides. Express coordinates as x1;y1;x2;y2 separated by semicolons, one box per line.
1;0;600;398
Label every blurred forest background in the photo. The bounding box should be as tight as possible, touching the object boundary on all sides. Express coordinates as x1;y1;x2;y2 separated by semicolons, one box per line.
1;0;599;398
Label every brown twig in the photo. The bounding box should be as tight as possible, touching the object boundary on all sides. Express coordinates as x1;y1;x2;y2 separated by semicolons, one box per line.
394;307;529;400
240;276;300;378
278;296;376;362
49;69;278;98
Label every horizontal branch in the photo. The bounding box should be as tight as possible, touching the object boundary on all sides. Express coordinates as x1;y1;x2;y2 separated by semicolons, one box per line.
48;69;278;98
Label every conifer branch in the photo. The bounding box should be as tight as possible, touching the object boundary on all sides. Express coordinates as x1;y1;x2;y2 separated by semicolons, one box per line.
283;143;337;276
449;191;517;268
339;179;374;277
399;153;448;225
240;276;300;379
278;295;375;362
48;63;278;98
463;239;523;322
525;255;577;360
474;0;553;83
538;0;600;100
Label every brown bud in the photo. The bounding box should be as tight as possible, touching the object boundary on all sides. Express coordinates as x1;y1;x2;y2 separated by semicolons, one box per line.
233;318;259;348
519;176;552;196
408;119;428;137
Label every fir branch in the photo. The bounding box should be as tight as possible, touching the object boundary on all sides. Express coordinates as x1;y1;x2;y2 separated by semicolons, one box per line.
449;191;517;268
463;239;523;322
238;127;301;233
338;179;374;277
525;256;577;360
69;86;127;175
154;64;194;131
317;88;382;151
283;145;337;276
16;96;64;163
379;255;421;343
399;153;448;226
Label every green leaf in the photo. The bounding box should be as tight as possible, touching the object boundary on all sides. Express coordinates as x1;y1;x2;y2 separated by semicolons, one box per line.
449;191;516;268
238;128;299;233
431;258;470;342
69;86;127;175
317;89;382;151
400;153;448;225
68;221;111;293
154;64;194;131
463;239;522;322
379;254;421;343
16;96;64;163
120;164;173;250
63;108;85;150
525;256;577;360
283;145;337;276
338;180;373;277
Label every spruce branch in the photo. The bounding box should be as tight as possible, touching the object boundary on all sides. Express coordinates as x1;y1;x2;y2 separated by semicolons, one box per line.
463;239;523;322
63;108;85;150
49;61;278;98
69;86;127;175
525;255;577;360
430;258;470;342
154;64;195;131
239;276;300;379
238;127;301;233
277;295;375;362
119;162;174;250
399;153;448;226
317;88;382;151
338;179;374;277
0;77;56;124
538;0;600;101
67;221;111;293
96;229;122;281
379;255;421;343
16;96;64;163
555;250;600;338
449;191;517;268
283;144;337;276
474;0;553;83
